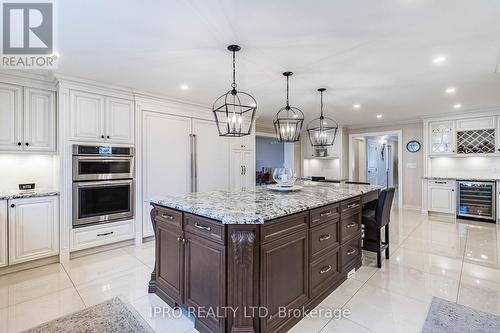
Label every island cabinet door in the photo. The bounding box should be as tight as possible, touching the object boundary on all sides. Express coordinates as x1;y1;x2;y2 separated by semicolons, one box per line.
156;221;184;306
184;232;226;333
260;229;309;333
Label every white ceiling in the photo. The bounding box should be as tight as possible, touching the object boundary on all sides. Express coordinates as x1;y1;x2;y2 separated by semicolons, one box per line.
55;0;500;127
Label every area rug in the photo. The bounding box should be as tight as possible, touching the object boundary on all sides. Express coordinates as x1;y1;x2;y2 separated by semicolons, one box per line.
22;297;155;333
422;297;500;333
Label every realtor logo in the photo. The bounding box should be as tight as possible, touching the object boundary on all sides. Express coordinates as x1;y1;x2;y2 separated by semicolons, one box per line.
1;1;57;68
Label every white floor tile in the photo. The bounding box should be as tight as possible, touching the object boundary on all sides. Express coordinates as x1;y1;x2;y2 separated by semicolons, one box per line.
345;284;429;333
0;263;73;309
0;288;84;333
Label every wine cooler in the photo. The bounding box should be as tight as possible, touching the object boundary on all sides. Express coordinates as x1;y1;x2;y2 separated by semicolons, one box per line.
457;181;496;221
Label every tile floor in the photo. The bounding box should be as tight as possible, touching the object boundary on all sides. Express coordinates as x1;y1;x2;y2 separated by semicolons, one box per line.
0;209;499;333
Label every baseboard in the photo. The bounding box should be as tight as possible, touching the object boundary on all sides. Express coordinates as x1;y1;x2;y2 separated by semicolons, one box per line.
69;238;135;259
402;205;422;211
0;255;59;276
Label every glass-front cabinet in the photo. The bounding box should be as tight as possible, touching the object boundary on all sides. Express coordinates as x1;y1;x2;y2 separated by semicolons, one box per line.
430;121;456;155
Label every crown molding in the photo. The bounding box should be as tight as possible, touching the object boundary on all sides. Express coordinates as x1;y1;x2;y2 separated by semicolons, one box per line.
0;70;57;90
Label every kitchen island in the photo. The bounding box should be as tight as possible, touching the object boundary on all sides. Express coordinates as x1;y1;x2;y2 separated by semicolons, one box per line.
148;182;380;333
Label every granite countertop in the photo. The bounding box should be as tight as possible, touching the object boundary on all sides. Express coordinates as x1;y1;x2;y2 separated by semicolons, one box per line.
423;176;500;182
0;189;60;200
149;182;381;225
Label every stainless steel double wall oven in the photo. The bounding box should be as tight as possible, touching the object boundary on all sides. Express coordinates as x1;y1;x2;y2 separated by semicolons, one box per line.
72;145;135;227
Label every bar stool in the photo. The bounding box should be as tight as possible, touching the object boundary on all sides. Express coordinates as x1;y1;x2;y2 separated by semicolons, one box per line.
361;187;395;268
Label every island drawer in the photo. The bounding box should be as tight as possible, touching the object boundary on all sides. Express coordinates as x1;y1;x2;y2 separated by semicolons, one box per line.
341;235;361;268
310;221;339;260
340;212;361;243
310;203;340;227
153;206;182;229
361;190;379;205
310;249;340;298
261;212;308;244
340;197;361;217
184;213;225;244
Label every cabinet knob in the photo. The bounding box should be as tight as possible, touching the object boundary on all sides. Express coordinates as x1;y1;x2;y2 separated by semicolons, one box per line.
10;204;15;208
107;136;110;139
101;135;105;139
25;142;29;146
17;142;21;146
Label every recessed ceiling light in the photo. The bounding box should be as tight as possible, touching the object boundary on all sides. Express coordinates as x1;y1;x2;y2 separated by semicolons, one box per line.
445;87;456;94
376;114;383;119
180;84;189;90
433;56;447;64
453;103;462;109
353;104;361;109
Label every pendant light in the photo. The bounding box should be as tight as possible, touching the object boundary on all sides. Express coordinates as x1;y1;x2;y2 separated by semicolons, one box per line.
212;45;257;137
273;72;304;142
307;88;338;147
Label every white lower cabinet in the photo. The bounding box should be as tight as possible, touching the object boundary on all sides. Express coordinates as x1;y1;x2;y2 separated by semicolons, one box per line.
8;196;59;265
427;180;456;214
71;219;135;251
0;200;7;267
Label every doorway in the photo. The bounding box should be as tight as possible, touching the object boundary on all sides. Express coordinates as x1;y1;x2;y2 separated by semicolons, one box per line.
349;131;403;208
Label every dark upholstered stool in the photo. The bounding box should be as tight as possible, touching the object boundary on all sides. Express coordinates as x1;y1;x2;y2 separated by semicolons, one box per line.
361;188;395;268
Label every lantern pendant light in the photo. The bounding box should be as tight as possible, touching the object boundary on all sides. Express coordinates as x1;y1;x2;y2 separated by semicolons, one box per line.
273;72;304;142
306;88;339;147
212;45;257;137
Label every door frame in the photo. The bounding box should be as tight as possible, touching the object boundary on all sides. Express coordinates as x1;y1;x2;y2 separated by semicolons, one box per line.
348;130;403;208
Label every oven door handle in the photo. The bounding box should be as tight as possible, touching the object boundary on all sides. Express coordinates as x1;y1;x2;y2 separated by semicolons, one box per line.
74;179;133;188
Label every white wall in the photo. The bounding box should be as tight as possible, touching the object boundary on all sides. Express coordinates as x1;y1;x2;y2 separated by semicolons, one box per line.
431;156;500;178
348;122;423;209
303;158;341;179
0;154;57;191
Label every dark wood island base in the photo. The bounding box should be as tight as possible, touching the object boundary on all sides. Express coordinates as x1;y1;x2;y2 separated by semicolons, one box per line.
148;191;377;333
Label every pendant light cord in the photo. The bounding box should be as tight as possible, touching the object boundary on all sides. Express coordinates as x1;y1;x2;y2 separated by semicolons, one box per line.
286;75;290;107
320;90;324;118
231;50;237;89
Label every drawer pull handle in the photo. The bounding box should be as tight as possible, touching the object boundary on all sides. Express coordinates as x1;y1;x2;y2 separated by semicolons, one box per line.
161;213;175;220
97;231;114;237
177;236;182;242
347;249;357;256
320;211;333;217
320;265;332;274
319;234;331;241
194;222;211;232
346;223;357;228
435;181;447;184
346;203;359;209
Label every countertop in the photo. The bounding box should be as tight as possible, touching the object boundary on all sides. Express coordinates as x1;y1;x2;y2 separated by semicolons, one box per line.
423;176;500;182
149;182;381;225
0;189;60;200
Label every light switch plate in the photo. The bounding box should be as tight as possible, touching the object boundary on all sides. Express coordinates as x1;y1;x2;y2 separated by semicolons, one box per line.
406;162;417;169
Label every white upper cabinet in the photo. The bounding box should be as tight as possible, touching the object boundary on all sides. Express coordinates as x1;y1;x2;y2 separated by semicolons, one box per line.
0;83;23;151
0;83;55;152
8;196;59;265
70;90;105;142
105;97;134;143
456;116;495;131
70;90;134;144
23;88;56;151
497;117;500;154
430;121;456;155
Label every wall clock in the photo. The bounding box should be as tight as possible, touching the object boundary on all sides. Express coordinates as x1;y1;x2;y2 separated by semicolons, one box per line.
406;140;421;153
